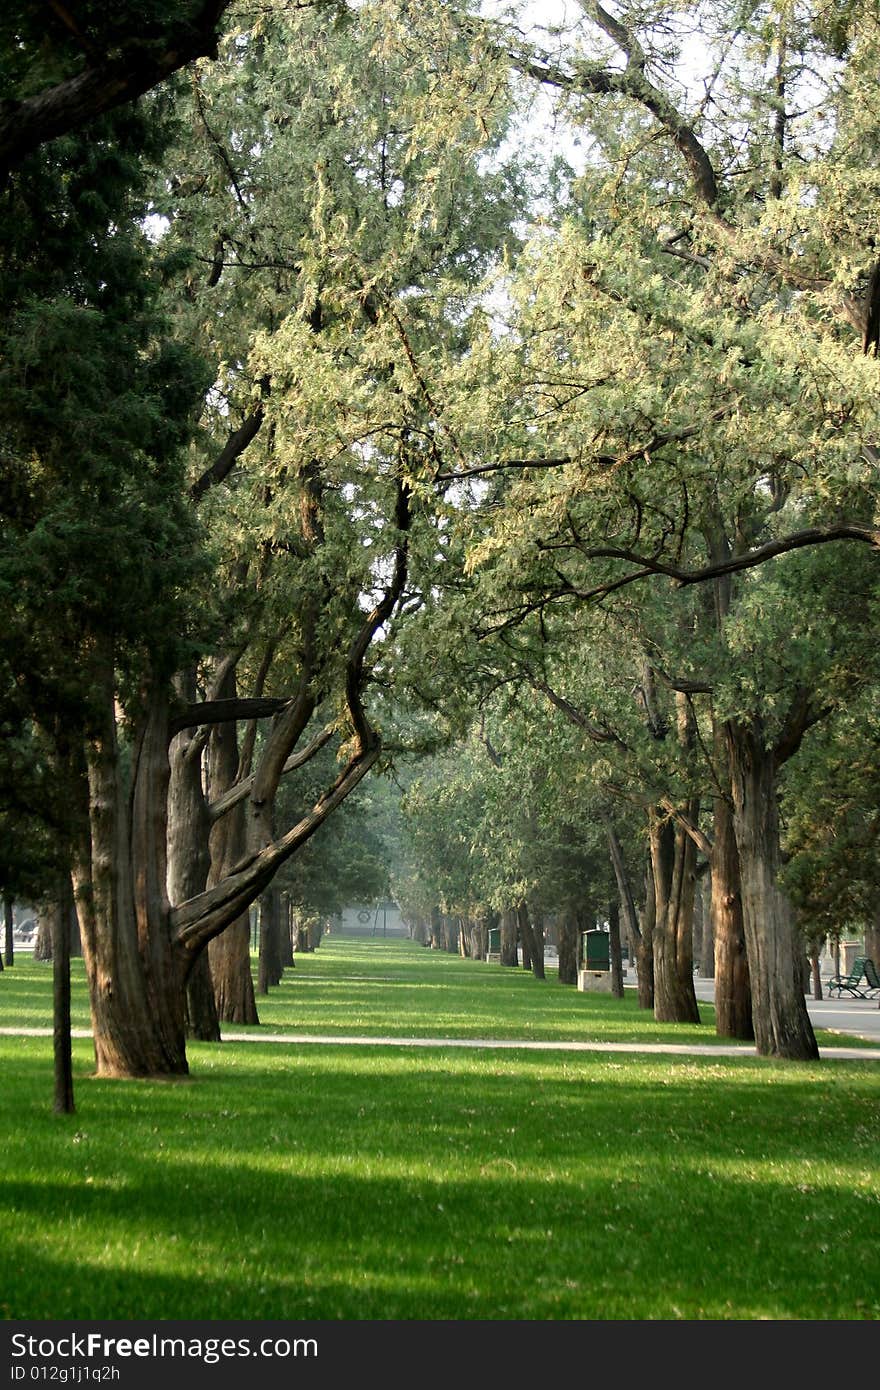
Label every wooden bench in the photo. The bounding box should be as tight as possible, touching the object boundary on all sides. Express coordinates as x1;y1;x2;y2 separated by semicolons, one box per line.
827;957;869;998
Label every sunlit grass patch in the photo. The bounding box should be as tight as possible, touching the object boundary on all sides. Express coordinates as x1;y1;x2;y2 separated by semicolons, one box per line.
2;1033;879;1321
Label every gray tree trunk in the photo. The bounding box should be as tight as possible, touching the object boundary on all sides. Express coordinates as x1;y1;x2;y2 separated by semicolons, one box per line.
710;766;753;1040
727;719;819;1060
167;688;220;1042
206;670;258;1025
500;906;519;967
608;898;624;999
649;810;700;1024
3;893;12;966
53;878;75;1113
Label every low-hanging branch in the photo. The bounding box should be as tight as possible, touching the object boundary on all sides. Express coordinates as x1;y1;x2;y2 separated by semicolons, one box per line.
529;674;630;751
168;696;291;736
169;473;414;960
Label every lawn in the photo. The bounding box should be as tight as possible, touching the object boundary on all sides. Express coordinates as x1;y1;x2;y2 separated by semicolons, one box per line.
1;938;878;1320
3;935;875;1047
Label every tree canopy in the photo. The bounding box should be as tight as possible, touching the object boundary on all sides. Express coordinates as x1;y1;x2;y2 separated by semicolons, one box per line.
2;0;879;1075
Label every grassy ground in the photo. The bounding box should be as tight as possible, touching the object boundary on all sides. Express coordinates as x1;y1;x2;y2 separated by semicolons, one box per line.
3;936;876;1047
1;938;879;1320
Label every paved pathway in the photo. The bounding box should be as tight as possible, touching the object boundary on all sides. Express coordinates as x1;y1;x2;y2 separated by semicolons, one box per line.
1;1025;876;1061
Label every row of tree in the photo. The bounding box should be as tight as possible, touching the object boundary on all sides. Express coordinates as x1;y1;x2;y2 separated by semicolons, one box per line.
2;1;879;1094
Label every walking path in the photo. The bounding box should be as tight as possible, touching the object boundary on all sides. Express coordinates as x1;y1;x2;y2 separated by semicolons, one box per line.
1;1024;876;1061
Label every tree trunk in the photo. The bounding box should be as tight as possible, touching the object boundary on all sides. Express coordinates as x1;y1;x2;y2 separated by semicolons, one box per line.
557;915;579;985
279;894;294;967
692;878;703;970
469;918;484;959
167;700;220;1041
635;857;656;1010
3;894;12;966
53;879;75;1114
649;811;700;1024
710;774;753;1040
810;951;823;1001
699;873;714;976
33;907;53;961
459;916;470;957
73;679;189;1078
517;901;545;980
865;909;880;966
727;719;819;1060
608;898;624;999
500;906;519;967
429;905;443;950
205;671;258;1025
258;886;283;993
607;822;653;1009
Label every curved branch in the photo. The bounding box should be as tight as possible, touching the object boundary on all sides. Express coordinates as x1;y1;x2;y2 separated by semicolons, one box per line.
561;524;879;600
208;722;337;824
171;742;380;959
190;400;266;503
0;2;232;172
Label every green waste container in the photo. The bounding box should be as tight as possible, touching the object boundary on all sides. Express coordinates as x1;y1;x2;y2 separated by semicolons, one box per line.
581;929;610;971
487;927;501;954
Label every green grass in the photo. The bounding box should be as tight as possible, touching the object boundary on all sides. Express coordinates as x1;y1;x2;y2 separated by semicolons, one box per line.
1;939;879;1320
3;936;876;1048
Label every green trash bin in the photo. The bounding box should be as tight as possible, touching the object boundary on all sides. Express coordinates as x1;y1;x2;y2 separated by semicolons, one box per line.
581;929;610;971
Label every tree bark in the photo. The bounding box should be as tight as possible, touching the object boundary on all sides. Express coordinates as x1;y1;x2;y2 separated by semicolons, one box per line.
557;915;579;985
649;809;700;1023
727;719;819;1060
33;908;53;961
73;677;189;1078
53;879;75;1114
500;906;519;967
205;670;258;1025
710;772;753;1040
865;910;880;966
279;894;294;967
608;898;624;999
606;823;652;1007
258;886;283;993
636;856;656;1010
517;901;545;980
167;690;221;1042
429;906;442;950
699;873;714;977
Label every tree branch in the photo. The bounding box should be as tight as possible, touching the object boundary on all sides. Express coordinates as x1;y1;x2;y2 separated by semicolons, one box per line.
190;399;267;503
773;689;831;769
0;2;233;171
169;696;290;736
208;722;336;824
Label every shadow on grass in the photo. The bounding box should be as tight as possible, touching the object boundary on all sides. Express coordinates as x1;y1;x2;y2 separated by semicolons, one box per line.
3;1041;879;1320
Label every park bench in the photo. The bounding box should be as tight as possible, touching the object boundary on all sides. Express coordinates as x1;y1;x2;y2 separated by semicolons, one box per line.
862;958;880;999
826;957;869;998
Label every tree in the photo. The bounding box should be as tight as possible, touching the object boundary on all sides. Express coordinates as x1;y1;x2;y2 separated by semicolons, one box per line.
1;0;522;1079
418;1;880;1058
0;2;236;171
